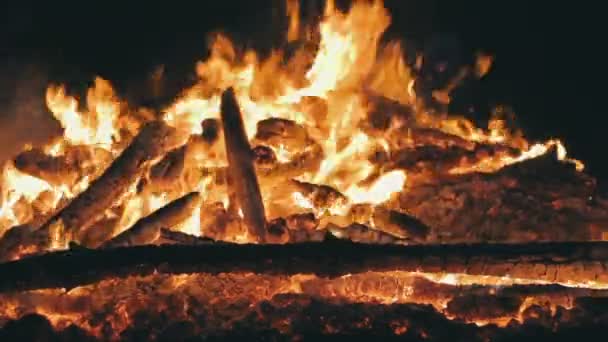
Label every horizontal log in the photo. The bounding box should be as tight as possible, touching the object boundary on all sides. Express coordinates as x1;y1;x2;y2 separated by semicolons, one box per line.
0;240;606;292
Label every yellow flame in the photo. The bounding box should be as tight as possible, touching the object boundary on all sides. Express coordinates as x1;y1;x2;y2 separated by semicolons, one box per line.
286;0;300;42
46;77;120;150
0;0;586;252
346;170;407;205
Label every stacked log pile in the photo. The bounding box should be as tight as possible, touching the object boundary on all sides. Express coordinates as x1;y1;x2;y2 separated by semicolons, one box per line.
0;87;607;339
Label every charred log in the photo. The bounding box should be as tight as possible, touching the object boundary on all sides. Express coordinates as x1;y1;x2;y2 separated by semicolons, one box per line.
254;118;312;154
148;145;188;192
101;192;202;248
40;121;180;241
158;228;216;245
13;146;113;187
220;88;267;241
0;240;606;292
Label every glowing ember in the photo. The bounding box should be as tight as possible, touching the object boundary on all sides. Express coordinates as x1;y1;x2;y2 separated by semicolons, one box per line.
0;0;604;338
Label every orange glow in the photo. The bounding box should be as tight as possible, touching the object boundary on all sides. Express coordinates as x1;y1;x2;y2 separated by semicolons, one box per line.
0;0;587;249
0;2;597;333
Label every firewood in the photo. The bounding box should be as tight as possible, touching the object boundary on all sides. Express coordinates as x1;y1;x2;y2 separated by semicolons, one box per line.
392;127;476;151
372;207;431;240
13;146;114;187
39;121;179;242
220;88;267;241
147;144;188;192
0;241;606;292
158;228;216;245
254;118;312;154
327;223;405;244
13;149;79;186
256;143;323;179
101;192;202;248
387;144;519;176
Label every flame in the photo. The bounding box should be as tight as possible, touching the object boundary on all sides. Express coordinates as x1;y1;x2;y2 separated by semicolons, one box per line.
0;1;601;337
0;0;589;266
346;170;407;205
46;77;121;150
286;0;300;42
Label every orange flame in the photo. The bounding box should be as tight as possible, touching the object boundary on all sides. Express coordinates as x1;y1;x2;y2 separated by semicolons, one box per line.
0;0;585;252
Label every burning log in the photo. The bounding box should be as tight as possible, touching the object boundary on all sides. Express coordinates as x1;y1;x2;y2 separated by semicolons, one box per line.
372;207;431;240
158;228;216;245
101;192;202;248
254;118;313;155
326;224;405;244
387;144;520;176
390;127;476;151
13;146;113;187
147;145;188;192
220;88;267;241
0;240;606;292
40;121;179;242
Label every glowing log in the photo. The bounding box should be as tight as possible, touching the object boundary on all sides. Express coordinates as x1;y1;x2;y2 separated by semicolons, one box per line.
39;121;179;242
220;88;267;241
0;241;606;293
101;192;202;248
13;146;114;186
147;145;188;192
159;228;216;245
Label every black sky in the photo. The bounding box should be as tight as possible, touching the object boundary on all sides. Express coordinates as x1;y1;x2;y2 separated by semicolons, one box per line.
1;0;605;179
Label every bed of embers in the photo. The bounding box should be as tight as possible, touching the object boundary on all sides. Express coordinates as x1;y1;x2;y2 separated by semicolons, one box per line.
0;0;607;340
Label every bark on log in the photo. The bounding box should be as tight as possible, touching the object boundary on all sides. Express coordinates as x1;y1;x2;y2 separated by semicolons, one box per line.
101;192;202;248
0;241;606;292
13;146;114;187
220;88;267;241
39;121;179;241
159;228;217;245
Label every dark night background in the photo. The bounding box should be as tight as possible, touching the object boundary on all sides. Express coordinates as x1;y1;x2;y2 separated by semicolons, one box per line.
0;1;605;180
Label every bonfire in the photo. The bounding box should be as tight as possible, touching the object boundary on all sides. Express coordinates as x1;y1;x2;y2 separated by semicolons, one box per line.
0;0;606;340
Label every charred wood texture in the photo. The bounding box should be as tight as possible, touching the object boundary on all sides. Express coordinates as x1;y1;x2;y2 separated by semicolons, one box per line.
101;192;202;248
0;240;606;292
220;88;267;241
13;146;113;187
41;122;179;240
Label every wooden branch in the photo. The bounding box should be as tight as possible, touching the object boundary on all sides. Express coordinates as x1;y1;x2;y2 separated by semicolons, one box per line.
220;88;267;241
40;121;178;240
0;241;606;292
101;192;202;248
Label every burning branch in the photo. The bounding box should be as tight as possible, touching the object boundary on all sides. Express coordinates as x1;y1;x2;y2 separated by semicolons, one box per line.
41;121;179;243
220;88;267;241
101;192;202;248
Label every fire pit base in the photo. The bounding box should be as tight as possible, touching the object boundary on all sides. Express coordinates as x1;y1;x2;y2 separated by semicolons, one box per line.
1;295;607;341
1;269;607;341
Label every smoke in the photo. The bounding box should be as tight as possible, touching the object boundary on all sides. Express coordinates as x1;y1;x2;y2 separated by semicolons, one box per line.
0;60;62;164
